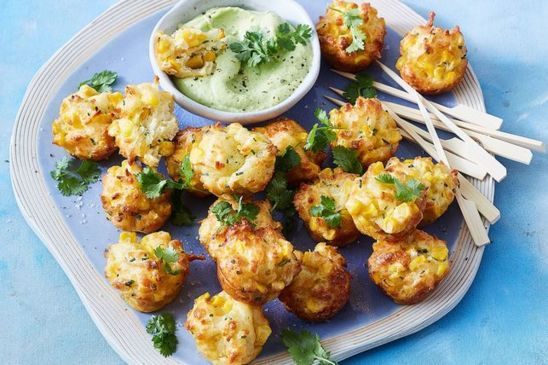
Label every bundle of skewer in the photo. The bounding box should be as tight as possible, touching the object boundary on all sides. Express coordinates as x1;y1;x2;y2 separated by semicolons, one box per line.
325;61;545;247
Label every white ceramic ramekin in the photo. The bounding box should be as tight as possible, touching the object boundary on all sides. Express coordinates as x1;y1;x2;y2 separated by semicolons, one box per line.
149;0;321;124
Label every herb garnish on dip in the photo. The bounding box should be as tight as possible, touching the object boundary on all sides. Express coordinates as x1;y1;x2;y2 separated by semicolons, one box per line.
157;7;313;112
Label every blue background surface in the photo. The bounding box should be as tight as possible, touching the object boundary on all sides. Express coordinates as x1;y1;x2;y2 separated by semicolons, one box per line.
1;0;546;364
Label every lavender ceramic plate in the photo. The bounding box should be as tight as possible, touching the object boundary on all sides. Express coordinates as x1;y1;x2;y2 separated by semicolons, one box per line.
10;0;493;364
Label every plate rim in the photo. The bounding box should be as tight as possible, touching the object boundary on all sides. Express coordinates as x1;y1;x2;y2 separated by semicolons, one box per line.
9;0;493;364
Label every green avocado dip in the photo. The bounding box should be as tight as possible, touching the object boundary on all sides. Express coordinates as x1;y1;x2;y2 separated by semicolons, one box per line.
173;7;313;112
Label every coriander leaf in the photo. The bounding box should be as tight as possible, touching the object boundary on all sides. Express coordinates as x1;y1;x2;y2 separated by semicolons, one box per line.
50;157;100;196
211;198;259;226
212;201;236;225
79;70;118;92
305;108;337;153
179;155;194;188
136;167;168;198
276;23;312;51
346;26;366;53
281;206;297;236
281;329;338;365
310;195;342;228
154;246;181;275
236;196;260;223
229;31;273;67
331;7;366;53
266;171;294;211
276;146;301;173
137;167;184;199
332;146;363;174
342;72;377;103
171;191;195;226
375;173;426;202
75;160;100;183
146;313;178;357
229;22;312;68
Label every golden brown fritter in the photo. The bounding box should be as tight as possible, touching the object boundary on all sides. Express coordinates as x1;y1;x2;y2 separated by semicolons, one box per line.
154;27;226;78
253;118;326;184
52;85;122;160
199;196;281;260
345;159;427;241
294;168;360;246
105;231;202;312
189;123;276;196
279;243;351;322
165;127;208;196
368;229;450;304
316;1;386;72
215;222;300;305
100;160;172;233
186;291;271;365
107;81;178;167
396;12;468;94
329;97;401;168
385;157;458;225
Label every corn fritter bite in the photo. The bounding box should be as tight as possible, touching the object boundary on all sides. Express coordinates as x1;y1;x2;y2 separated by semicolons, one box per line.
386;157;458;225
199;196;281;260
166;127;208;196
396;12;468;94
108;81;178;167
189;123;276;196
105;231;202;312
345;160;427;241
155;27;226;78
294;168;360;246
316;1;386;72
368;229;450;304
215;222;300;305
185;291;271;365
279;243;351;322
101;160;172;233
329;97;402;167
253;118;326;184
52;85;123;160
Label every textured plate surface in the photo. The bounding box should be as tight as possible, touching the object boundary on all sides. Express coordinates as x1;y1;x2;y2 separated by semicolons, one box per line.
10;0;493;364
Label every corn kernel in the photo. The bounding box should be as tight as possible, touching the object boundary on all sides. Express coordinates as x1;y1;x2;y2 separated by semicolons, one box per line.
409;255;426;271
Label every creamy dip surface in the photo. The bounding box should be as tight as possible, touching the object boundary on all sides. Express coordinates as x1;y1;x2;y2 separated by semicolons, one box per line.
173;7;312;112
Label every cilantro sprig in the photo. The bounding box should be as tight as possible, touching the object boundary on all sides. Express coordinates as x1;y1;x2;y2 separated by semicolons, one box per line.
50;157;100;196
266;147;302;235
136;167;183;199
154;246;182;275
305;108;337;153
331;7;366;53
79;70;118;92
146;313;178;357
332;146;363;174
212;196;259;226
136;157;195;199
376;173;426;202
342;72;377;103
310;195;342;228
229;22;312;68
281;329;338;365
171;190;195;226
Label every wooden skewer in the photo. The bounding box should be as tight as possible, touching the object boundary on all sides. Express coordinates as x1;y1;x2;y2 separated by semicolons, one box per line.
324;95;487;180
386;106;498;228
325;94;498;225
376;61;507;183
331;68;503;130
329;87;533;165
383;101;543;153
386;79;490;246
